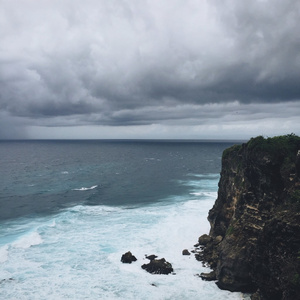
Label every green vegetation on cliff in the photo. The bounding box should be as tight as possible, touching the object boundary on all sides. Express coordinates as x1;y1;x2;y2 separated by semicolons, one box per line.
247;133;300;153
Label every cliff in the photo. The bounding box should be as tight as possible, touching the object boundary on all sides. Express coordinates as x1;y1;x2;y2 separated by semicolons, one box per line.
197;134;300;300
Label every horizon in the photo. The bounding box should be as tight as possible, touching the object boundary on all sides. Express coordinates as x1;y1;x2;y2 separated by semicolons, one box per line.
0;137;246;143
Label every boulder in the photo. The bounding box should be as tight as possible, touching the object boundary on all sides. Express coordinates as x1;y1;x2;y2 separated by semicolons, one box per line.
198;234;212;246
141;258;173;275
182;249;191;255
121;251;137;264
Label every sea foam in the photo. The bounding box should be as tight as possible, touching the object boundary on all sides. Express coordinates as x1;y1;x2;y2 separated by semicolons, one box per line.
73;185;98;191
0;175;242;299
12;231;43;249
0;246;8;263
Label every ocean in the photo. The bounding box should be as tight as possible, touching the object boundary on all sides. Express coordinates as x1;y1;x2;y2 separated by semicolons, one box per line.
0;140;244;299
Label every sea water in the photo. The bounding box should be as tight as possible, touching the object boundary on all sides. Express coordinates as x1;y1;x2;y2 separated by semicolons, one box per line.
0;140;243;299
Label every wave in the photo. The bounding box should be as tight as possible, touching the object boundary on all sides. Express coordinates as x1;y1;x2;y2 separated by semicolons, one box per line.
0;245;8;263
186;173;219;178
12;231;43;249
189;191;217;197
73;185;98;191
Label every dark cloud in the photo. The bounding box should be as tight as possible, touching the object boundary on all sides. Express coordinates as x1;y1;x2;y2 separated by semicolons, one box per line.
0;0;299;138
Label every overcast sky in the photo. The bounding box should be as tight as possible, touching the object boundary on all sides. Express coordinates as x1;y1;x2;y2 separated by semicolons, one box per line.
1;0;300;140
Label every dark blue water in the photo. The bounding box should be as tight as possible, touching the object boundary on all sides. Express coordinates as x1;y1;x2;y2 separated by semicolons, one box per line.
0;140;234;220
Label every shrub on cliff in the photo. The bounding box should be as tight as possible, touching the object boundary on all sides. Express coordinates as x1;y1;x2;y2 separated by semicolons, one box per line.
247;133;300;162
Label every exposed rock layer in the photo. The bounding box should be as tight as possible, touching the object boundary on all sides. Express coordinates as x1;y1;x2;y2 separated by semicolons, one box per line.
198;135;300;300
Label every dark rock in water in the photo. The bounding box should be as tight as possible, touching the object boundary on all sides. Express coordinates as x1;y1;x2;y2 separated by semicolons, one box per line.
141;258;173;275
199;271;216;281
121;251;137;264
182;249;190;255
145;254;158;261
196;134;300;298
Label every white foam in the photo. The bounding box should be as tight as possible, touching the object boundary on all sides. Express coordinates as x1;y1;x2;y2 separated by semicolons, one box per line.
48;220;56;227
187;173;220;178
0;246;8;263
73;185;98;191
12;231;43;249
190;191;217;198
61;171;69;174
0;186;242;299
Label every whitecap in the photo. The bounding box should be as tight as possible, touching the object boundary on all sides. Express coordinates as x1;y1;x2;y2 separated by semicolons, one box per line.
0;199;243;299
0;246;8;263
61;171;69;174
186;173;220;178
73;185;98;191
48;220;56;227
12;231;43;249
189;191;217;198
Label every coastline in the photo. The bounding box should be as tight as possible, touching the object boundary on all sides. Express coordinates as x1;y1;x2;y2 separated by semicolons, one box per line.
195;135;300;299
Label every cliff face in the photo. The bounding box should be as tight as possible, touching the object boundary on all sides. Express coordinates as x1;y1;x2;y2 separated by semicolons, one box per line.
199;135;300;300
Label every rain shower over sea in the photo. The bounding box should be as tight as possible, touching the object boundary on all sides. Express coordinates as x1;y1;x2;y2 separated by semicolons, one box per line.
0;140;243;299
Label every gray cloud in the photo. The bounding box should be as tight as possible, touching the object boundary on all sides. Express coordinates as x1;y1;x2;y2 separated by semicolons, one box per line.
0;0;300;138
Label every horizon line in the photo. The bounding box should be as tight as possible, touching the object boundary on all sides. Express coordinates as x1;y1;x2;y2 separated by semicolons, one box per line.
0;138;247;143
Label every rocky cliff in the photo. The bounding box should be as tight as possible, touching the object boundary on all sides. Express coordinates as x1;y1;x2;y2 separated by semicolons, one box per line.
197;134;300;300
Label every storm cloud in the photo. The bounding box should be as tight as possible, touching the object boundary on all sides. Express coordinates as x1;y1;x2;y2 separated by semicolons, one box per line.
1;0;300;139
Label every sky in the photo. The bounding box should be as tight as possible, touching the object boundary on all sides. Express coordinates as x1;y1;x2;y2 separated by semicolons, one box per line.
0;0;300;140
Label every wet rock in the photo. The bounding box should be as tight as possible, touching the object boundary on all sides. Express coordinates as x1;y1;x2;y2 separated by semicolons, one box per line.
121;251;137;264
199;271;216;281
145;254;158;261
182;249;190;255
141;258;173;275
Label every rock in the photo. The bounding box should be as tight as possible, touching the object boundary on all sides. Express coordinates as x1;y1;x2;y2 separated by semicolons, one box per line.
199;271;216;281
198;234;212;246
121;251;137;264
182;249;190;255
141;258;174;275
213;235;223;245
251;290;263;300
145;254;158;261
197;135;300;298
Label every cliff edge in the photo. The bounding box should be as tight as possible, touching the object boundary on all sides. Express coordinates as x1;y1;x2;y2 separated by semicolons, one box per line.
197;134;300;300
